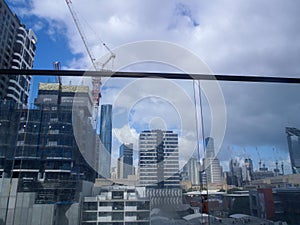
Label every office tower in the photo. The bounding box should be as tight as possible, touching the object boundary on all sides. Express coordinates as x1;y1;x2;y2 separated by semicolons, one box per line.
286;127;300;174
205;137;215;158
242;158;253;184
229;158;243;187
203;137;223;184
139;130;180;188
117;143;134;179
99;104;112;178
0;0;37;107
139;130;182;208
183;156;200;185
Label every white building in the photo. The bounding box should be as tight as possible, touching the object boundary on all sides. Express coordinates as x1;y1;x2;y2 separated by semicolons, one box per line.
203;137;223;185
81;186;150;225
138;130;180;188
183;157;200;185
0;0;37;106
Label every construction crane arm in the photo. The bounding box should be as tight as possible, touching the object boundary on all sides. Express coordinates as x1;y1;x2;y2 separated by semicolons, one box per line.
65;0;97;70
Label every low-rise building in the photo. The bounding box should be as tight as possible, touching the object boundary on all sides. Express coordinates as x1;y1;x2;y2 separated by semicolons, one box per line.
249;187;300;225
82;186;150;225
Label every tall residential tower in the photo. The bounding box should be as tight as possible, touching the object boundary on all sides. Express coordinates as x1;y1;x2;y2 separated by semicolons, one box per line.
0;0;37;106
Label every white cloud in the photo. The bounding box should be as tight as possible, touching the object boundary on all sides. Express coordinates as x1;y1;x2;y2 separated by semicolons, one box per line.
23;0;300;173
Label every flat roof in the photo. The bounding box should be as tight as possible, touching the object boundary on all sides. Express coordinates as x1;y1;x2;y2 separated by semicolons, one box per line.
39;83;89;93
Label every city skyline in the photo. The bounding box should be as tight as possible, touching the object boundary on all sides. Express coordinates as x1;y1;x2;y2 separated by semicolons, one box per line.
2;0;300;224
2;0;299;176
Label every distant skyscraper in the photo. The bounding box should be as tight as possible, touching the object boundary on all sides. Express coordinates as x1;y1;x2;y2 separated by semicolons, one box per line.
99;104;112;178
203;137;223;184
0;0;37;107
139;130;180;188
243;158;253;184
229;158;243;187
117;143;134;179
183;157;200;185
205;137;215;158
286;127;300;174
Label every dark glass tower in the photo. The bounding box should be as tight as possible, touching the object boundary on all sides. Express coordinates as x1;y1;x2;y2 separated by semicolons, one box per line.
117;143;134;179
286;127;300;174
99;104;112;178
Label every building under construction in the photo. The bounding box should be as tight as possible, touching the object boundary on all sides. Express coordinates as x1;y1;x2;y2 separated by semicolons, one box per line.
0;82;99;224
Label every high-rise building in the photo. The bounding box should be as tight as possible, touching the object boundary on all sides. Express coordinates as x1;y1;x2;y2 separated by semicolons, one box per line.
138;130;180;188
205;137;215;158
99;104;112;178
228;158;243;187
286;127;300;174
117;143;134;179
183;156;200;185
242;158;253;184
0;83;98;201
0;0;37;107
203;137;223;185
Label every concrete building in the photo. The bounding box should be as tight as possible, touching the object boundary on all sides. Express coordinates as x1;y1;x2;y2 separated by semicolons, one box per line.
203;137;223;185
286;127;300;174
249;187;300;225
252;162;274;181
81;186;150;225
183;157;200;186
242;158;254;184
117;143;134;179
249;173;300;189
138;130;182;209
0;82;99;224
138;130;180;188
0;0;37;107
99;104;112;178
0;178;93;225
227;158;243;187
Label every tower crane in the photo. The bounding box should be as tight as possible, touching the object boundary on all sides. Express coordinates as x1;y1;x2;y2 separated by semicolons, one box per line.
65;0;116;126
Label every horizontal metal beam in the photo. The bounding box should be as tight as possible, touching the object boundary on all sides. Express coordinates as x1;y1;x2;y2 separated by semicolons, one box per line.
1;69;300;83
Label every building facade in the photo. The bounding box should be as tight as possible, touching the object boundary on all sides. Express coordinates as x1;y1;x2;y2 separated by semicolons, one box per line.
138;130;180;188
138;130;182;209
82;186;150;225
286;127;300;174
242;158;254;184
183;156;200;186
203;137;223;185
227;158;243;187
99;104;112;178
249;187;300;225
0;82;99;224
0;0;37;106
117;143;134;179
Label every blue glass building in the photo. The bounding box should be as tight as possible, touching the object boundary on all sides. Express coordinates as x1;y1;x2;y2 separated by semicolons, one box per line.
117;143;134;179
99;104;112;178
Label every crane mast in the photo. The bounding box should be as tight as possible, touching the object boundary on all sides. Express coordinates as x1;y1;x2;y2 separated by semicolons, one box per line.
65;0;115;127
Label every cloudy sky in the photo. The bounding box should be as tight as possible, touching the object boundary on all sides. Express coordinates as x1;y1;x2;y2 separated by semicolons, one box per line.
6;0;300;173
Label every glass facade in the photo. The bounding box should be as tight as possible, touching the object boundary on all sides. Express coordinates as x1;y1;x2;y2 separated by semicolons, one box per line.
99;104;112;178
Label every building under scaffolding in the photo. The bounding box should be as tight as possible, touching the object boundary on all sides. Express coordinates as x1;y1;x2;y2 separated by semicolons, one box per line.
0;82;99;224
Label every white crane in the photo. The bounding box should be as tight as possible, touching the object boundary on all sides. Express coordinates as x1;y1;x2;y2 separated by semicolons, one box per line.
65;0;116;125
